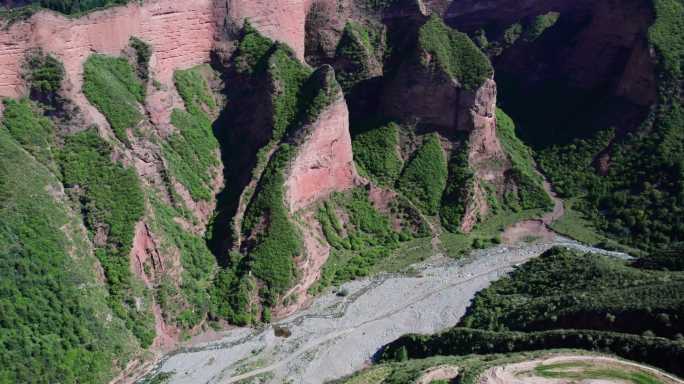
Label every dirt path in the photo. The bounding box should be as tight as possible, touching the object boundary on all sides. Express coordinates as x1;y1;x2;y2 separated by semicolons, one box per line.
502;170;565;245
478;354;683;384
134;237;628;384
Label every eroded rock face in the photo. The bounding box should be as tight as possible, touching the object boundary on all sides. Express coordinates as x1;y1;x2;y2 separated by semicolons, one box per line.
226;0;312;61
284;73;359;212
0;0;224;128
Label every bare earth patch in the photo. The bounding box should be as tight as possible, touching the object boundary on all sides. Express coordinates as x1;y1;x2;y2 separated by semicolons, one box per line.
417;365;460;384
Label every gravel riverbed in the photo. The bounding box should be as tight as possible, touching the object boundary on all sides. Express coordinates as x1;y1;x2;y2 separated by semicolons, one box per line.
137;237;629;384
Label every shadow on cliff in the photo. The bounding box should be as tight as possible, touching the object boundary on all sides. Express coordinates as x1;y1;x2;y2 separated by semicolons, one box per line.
206;50;275;267
444;0;656;149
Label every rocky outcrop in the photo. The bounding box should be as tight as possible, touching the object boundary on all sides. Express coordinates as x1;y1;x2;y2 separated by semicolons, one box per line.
276;66;359;314
381;15;510;233
285;67;359;212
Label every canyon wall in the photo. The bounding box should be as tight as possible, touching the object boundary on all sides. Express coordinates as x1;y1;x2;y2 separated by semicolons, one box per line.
0;0;220;95
226;0;312;61
445;0;656;107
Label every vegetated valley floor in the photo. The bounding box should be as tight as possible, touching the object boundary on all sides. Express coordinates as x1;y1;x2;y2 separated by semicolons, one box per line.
137;234;629;384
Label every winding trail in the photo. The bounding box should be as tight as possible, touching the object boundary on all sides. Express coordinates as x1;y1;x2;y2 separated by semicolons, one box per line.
479;354;684;384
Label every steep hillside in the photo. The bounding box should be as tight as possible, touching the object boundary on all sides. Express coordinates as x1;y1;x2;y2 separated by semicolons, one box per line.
445;0;684;251
0;0;681;382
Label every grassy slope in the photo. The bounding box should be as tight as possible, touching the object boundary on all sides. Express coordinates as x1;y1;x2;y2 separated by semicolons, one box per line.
496;108;553;211
0;123;137;383
352;121;403;185
311;188;422;293
82;54;145;143
397;133;448;216
417;15;493;90
59;130;154;346
163;66;219;202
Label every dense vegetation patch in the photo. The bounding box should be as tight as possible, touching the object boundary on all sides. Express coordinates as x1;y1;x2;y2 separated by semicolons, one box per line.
380;247;684;376
242;144;301;295
523;12;561;42
233;21;275;75
59;130;153;346
0;126;135;384
417;15;493;90
382;327;684;377
82;54;145;143
32;0;129;15
496;109;553;211
537;130;614;198
397;133;448;215
268;46;314;140
1;98;56;170
129;37;151;81
22;50;64;105
312;188;425;293
150;196;216;329
461;247;684;338
529;0;684;251
162;67;219;202
439;143;475;232
334;21;381;91
352;121;403;185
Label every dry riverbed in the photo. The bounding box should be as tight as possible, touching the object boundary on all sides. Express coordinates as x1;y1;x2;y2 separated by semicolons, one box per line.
136;237;628;384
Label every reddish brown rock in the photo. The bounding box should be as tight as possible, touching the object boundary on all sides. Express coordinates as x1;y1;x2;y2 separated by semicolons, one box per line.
284;69;359;212
0;0;223;128
226;0;313;61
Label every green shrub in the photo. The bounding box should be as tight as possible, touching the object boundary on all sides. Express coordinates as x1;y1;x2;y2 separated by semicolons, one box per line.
82;54;145;143
335;21;379;91
417;15;493;90
174;67;216;113
502;23;523;45
352;121;403;184
129;37;151;81
58;130;151;346
23;50;64;104
440;144;475;232
1;98;56;170
243;145;302;294
0;126;135;383
233;21;275;75
523;12;560;42
163;67;219;202
268;45;313;140
496;108;553;211
397;133;448;215
150;196;216;328
382;327;684;377
311;188;405;292
36;0;130;14
537;129;613;198
460;247;684;338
